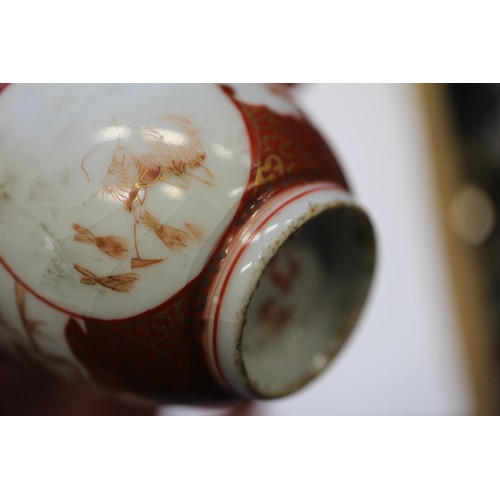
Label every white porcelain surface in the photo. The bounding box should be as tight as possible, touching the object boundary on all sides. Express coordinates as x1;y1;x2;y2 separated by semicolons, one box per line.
0;84;251;319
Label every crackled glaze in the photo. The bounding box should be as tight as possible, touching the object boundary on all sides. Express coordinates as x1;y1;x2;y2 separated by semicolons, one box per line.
0;84;250;319
0;84;375;403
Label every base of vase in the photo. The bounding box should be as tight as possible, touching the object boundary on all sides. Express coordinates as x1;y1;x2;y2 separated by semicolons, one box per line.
203;182;376;399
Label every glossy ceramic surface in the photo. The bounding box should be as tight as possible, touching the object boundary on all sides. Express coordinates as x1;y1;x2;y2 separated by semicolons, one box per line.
0;84;375;403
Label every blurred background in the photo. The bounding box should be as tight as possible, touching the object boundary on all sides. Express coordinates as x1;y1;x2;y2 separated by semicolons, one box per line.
2;84;498;415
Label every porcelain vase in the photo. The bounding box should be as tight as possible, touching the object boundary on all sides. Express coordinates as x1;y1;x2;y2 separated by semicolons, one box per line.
0;83;376;403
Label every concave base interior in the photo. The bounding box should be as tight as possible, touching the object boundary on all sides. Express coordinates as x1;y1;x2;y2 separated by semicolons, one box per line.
241;205;375;398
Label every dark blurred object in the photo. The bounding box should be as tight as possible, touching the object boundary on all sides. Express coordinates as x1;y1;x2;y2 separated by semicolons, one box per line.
448;84;500;138
422;84;500;415
0;352;156;416
0;352;255;415
447;84;500;412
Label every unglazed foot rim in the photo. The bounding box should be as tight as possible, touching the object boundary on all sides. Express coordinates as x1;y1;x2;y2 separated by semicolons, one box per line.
204;182;376;399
